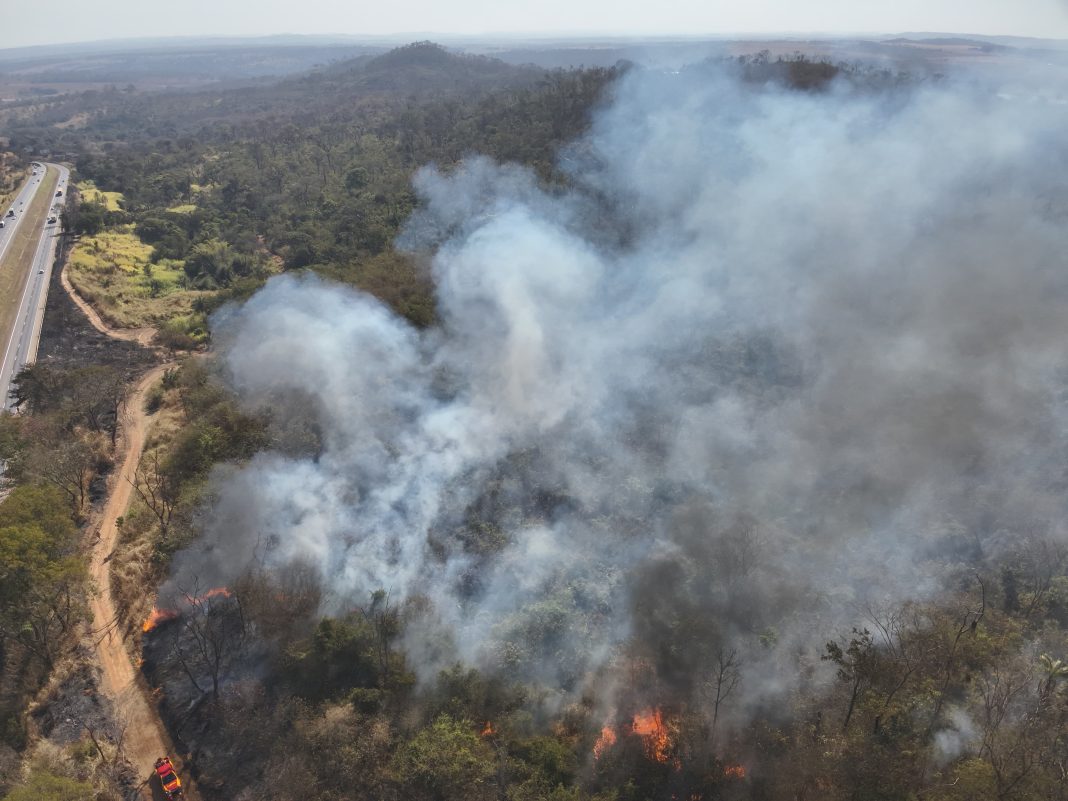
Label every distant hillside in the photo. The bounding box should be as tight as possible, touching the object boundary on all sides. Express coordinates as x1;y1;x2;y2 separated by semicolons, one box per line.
0;41;550;142
314;41;544;96
0;44;388;89
885;37;1008;52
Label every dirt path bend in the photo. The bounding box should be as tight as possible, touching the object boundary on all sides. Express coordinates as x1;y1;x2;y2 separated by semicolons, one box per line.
87;364;196;800
60;261;156;347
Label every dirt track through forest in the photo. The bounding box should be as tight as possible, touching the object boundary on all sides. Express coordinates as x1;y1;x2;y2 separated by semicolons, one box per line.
70;274;200;798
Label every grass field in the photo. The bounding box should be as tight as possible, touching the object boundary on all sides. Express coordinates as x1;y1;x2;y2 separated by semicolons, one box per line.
76;180;124;211
67;226;211;328
166;203;197;214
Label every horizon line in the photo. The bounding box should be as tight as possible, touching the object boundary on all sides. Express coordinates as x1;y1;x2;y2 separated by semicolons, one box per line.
3;29;1066;55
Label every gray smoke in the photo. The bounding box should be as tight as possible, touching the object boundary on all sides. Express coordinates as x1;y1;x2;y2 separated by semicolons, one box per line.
177;62;1068;715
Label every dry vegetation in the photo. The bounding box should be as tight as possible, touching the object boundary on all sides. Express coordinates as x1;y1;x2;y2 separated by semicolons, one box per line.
110;378;187;639
15;654;133;799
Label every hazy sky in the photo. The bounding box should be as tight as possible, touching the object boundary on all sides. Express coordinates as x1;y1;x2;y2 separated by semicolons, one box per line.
2;0;1067;49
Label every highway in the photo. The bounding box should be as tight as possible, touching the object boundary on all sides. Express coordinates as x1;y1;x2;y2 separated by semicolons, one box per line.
0;162;69;411
0;167;43;262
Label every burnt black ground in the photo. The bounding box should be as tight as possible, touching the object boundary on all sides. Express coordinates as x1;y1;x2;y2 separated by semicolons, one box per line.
36;234;155;377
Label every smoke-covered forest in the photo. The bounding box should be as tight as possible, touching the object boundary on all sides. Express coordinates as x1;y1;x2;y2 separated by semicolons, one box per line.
2;39;1068;801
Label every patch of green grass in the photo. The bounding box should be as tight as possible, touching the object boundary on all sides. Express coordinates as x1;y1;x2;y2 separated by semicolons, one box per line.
67;226;213;328
76;179;123;211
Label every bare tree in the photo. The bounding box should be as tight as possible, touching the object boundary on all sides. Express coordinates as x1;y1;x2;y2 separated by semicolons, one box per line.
865;603;927;734
1017;534;1068;618
129;449;178;537
924;575;986;741
22;426;95;520
362;589;399;687
708;647;741;751
170;579;247;701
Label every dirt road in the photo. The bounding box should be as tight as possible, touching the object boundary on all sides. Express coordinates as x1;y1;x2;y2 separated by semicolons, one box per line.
58;223;200;797
87;363;195;800
60;261;156;346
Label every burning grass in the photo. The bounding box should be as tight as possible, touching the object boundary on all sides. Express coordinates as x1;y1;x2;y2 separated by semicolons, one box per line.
631;708;671;764
592;725;617;759
142;607;179;632
141;587;233;632
593;708;677;766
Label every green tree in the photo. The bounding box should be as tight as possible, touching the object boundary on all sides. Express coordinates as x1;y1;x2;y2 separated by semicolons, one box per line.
184;238;236;288
394;714;496;801
0;485;87;670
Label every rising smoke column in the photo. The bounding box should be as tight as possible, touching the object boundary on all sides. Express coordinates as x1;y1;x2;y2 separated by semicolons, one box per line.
179;61;1068;717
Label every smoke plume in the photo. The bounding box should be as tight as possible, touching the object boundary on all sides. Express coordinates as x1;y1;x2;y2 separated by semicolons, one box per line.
176;61;1068;717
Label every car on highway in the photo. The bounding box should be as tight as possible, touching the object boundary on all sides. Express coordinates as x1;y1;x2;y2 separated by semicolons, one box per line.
48;216;57;224
5;210;13;218
154;757;183;799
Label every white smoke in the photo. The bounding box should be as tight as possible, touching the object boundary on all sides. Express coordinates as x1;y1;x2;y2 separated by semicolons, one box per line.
933;707;979;764
180;61;1068;708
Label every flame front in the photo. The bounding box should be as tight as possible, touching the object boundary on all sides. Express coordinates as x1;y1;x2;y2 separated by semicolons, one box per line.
724;763;746;779
143;588;232;633
481;721;495;738
593;725;617;759
142;607;179;632
631;708;670;763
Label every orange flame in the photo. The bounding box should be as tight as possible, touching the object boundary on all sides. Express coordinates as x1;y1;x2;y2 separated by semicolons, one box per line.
593;725;617;759
481;721;495;738
724;763;746;779
142;607;179;632
631;708;670;764
143;587;232;633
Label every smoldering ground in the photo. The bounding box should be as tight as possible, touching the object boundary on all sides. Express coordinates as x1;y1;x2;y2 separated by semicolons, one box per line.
169;60;1068;720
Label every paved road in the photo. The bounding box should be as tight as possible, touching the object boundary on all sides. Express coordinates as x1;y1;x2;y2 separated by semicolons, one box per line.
0;162;68;411
0;166;43;262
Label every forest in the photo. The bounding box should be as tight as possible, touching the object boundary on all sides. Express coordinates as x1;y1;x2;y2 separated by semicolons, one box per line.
1;40;1067;801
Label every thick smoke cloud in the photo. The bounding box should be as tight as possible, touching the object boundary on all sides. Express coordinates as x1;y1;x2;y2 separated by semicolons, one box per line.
178;63;1068;716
